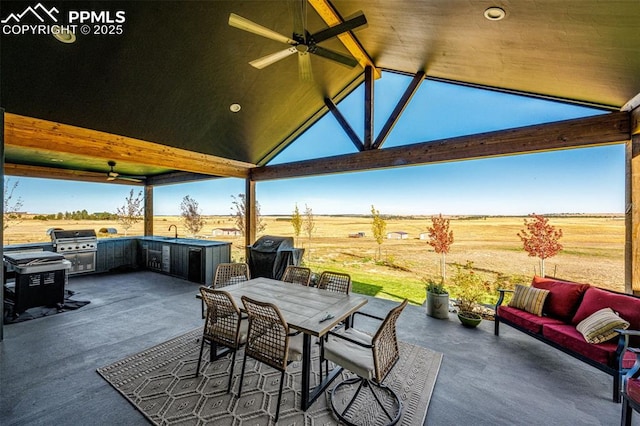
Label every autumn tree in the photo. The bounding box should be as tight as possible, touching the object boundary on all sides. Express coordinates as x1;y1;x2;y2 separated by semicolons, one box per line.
181;195;205;236
115;189;143;236
291;203;303;246
427;214;454;281
3;178;24;232
517;213;563;277
371;205;387;261
230;194;266;237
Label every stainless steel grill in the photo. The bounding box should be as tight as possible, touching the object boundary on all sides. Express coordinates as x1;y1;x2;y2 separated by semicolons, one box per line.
50;229;97;275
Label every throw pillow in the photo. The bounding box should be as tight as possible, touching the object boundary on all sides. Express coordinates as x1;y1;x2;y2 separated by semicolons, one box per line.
576;307;629;344
531;276;590;321
508;284;550;317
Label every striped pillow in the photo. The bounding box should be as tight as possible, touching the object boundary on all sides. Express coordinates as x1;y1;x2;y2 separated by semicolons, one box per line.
576;307;629;344
508;284;549;316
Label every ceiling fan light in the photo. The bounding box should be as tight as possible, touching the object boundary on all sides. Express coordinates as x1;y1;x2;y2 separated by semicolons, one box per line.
484;7;506;21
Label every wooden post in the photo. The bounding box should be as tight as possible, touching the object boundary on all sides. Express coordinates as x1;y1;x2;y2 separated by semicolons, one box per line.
244;178;256;261
144;184;153;236
364;65;374;150
629;107;640;294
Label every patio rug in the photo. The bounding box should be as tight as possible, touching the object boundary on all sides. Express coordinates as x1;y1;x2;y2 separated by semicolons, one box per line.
97;328;443;425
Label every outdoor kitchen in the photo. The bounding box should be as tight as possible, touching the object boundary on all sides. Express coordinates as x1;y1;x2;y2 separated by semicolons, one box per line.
2;229;232;322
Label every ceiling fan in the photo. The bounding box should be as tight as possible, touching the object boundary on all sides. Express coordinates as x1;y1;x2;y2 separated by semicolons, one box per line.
228;1;367;80
106;161;145;183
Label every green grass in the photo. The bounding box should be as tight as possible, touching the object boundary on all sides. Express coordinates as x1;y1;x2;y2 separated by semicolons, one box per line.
307;261;426;306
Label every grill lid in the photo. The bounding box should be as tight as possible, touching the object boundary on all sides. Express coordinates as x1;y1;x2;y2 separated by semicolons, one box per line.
50;229;97;240
4;250;66;266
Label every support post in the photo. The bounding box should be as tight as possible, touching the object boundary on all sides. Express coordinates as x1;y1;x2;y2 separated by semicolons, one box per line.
628;107;640;294
144;184;153;236
244;178;256;261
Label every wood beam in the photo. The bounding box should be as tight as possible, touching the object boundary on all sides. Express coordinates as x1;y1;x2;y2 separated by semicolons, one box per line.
252;112;631;181
373;71;425;150
4;163;143;185
364;66;374;150
308;0;380;79
632;106;640;135
4;113;254;178
324;98;364;152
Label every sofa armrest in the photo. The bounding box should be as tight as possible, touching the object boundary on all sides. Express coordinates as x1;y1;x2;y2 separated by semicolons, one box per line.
495;288;514;309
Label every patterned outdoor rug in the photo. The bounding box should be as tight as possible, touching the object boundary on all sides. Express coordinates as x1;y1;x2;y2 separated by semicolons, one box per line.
97;328;442;425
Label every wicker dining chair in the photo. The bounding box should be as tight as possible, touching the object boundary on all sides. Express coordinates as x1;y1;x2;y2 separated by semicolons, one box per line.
196;287;248;393
321;299;408;426
200;262;251;318
317;270;351;294
281;265;312;286
238;296;304;423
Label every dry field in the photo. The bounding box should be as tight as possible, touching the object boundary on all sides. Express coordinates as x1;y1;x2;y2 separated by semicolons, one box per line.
4;214;625;294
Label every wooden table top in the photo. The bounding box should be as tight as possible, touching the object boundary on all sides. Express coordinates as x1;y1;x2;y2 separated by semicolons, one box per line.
222;277;368;337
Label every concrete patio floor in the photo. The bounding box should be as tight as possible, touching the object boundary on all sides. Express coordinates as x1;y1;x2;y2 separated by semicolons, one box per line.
0;270;634;425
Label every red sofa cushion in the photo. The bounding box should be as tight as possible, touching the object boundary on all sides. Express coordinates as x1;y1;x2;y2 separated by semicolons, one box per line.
572;287;640;333
628;378;640;403
531;276;590;321
497;305;565;334
542;324;636;368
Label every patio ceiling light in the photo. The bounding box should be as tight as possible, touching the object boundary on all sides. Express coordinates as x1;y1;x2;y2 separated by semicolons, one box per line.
51;25;76;43
229;103;241;113
484;7;506;21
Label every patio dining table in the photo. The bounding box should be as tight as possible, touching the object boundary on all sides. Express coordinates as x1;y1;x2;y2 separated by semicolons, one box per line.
220;277;368;410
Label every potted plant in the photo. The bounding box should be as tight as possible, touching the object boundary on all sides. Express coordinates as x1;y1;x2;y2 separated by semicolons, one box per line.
424;278;449;319
451;262;487;328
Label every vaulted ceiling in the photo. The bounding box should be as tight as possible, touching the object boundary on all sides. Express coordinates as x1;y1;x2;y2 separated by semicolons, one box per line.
2;0;640;185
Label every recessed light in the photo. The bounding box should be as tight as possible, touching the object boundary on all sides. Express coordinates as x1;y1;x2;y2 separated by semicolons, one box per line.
230;103;241;113
50;158;63;162
52;25;76;43
484;7;506;21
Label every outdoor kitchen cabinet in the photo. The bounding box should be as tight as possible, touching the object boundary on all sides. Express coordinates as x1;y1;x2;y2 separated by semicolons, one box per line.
138;238;231;284
95;238;138;273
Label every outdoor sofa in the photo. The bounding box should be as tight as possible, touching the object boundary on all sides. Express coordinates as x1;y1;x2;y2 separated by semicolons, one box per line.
494;275;640;402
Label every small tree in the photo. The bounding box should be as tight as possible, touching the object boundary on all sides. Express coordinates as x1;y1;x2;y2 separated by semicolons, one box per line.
303;204;315;244
291;203;303;246
371;205;387;261
517;213;563;277
230;194;266;237
3;178;24;232
115;189;143;236
427;214;454;282
181;195;205;236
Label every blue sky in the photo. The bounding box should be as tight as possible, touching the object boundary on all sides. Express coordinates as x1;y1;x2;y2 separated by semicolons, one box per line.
11;72;624;216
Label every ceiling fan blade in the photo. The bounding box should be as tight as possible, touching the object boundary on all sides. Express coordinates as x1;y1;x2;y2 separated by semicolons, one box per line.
118;176;144;183
250;47;297;69
310;11;367;44
229;13;296;45
298;52;313;81
292;0;306;43
311;46;359;67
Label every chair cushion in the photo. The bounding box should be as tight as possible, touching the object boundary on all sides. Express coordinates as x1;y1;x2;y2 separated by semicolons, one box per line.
324;328;374;380
287;332;304;362
497;305;565;334
628;378;640;404
576;307;629;344
531;276;590;321
508;284;549;316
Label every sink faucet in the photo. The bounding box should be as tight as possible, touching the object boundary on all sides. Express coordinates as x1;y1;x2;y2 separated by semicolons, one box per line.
168;224;177;239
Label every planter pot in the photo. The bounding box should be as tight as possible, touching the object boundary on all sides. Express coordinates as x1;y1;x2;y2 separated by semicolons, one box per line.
426;291;449;319
457;311;482;328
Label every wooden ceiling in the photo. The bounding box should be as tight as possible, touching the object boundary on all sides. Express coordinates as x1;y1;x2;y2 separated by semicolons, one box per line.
2;0;640;185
